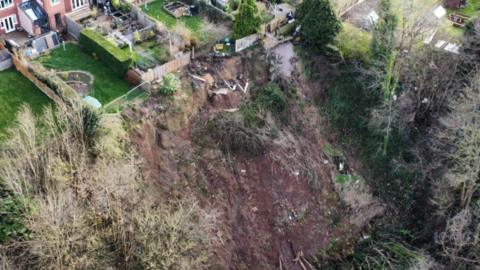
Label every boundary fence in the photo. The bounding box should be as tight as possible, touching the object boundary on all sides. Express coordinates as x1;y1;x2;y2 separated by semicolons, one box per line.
2;43;65;106
103;81;149;112
141;52;191;82
65;16;84;40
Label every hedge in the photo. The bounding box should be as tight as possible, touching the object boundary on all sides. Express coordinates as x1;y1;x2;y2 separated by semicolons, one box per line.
28;62;81;106
79;29;132;78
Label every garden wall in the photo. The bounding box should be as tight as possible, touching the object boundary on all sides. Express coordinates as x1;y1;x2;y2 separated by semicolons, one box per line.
141;52;191;82
131;5;156;29
66;16;84;40
235;34;259;52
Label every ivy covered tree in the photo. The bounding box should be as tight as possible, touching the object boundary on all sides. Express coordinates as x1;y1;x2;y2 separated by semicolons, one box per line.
371;0;398;67
233;0;261;39
296;0;341;51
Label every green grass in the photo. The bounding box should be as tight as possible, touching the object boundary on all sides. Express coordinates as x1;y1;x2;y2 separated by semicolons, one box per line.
36;43;131;105
335;174;359;184
142;0;203;31
0;69;52;139
441;0;480;39
454;0;480;17
141;0;207;42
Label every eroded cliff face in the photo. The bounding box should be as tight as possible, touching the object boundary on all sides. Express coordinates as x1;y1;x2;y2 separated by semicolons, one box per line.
126;50;383;269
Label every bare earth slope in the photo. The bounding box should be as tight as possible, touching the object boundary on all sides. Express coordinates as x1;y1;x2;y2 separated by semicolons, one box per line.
127;49;384;269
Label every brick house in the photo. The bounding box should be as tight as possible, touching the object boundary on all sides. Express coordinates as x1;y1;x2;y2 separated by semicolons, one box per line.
0;0;89;36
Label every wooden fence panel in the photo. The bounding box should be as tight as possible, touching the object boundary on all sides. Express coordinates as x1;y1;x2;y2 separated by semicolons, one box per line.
141;53;191;82
11;55;64;106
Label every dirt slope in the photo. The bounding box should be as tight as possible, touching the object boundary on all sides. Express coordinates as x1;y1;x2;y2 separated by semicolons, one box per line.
126;50;383;269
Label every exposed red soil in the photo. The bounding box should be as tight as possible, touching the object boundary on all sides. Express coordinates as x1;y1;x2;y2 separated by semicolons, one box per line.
127;52;383;269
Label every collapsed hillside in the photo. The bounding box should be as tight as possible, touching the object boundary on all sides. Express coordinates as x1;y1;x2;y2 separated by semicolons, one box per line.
126;48;384;269
0;46;383;270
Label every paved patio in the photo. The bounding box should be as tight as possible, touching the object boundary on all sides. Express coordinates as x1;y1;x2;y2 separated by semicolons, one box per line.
4;30;32;46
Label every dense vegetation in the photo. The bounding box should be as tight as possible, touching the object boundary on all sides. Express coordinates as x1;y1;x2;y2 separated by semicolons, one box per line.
0;104;215;269
296;0;341;51
301;0;480;268
3;0;480;268
232;0;261;39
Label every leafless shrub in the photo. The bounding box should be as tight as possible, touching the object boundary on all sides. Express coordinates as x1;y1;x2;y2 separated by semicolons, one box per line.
408;253;442;270
0;105;218;269
134;199;217;270
209;113;266;156
436;208;480;266
23;190;100;270
427;73;480;267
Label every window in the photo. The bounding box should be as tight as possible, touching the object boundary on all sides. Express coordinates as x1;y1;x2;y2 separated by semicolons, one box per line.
54;13;62;27
1;15;17;33
51;0;60;5
0;0;13;9
72;0;87;10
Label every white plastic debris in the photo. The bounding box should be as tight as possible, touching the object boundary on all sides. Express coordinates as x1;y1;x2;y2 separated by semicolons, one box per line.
424;30;436;45
366;10;379;24
444;43;460;54
214;88;230;95
339;162;345;171
422;98;429;104
433;6;447;19
435;40;446;48
293;170;300;176
393;94;397;101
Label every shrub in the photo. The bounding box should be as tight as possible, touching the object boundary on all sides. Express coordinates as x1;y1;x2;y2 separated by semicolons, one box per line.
239;82;288;127
27;62;80;106
81;106;100;147
230;0;240;10
135;200;214;270
199;1;233;22
0;196;29;243
151;44;170;63
239;102;264;128
208;113;265;155
133;31;141;44
256;82;288;114
0;105;218;269
296;0;341;51
335;23;372;63
233;0;261;39
159;74;180;96
111;0;120;8
79;29;132;78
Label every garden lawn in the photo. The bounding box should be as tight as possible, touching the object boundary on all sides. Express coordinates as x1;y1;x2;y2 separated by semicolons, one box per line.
455;0;480;17
142;0;203;33
0;69;52;139
36;43;131;104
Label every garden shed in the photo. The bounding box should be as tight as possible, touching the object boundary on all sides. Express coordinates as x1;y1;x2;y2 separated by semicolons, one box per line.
0;49;12;71
444;0;465;9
